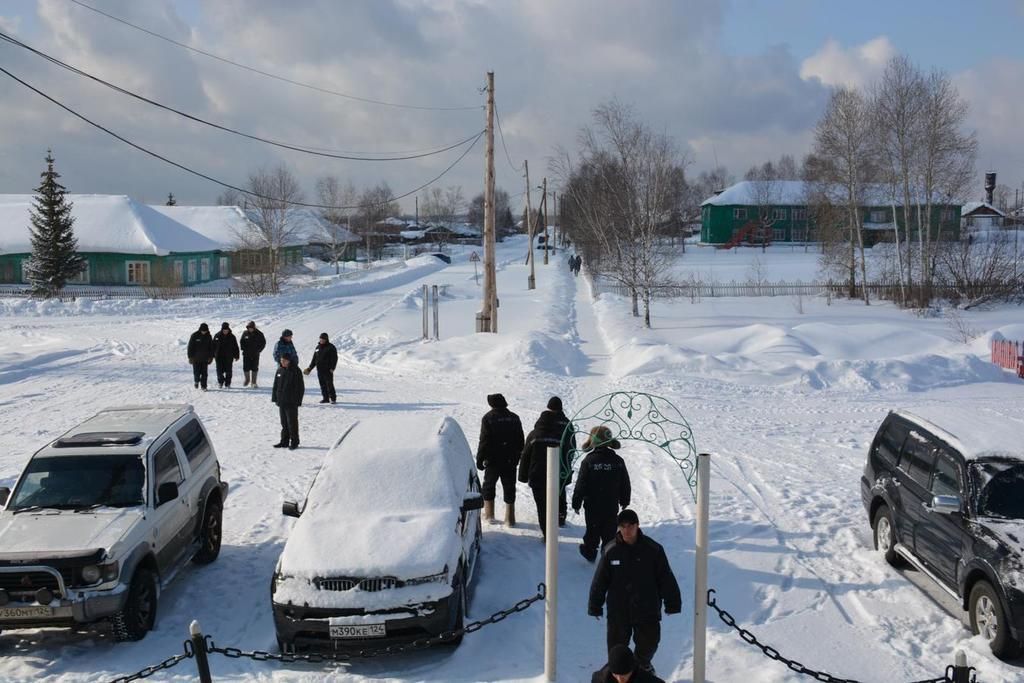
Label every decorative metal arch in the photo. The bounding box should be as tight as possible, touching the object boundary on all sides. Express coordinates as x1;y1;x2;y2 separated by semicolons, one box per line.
561;391;698;500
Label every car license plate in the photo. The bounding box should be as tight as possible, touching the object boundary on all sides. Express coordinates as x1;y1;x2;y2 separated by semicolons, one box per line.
330;623;386;639
0;605;53;619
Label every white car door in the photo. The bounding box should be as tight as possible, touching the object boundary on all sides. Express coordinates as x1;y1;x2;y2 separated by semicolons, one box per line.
149;440;192;575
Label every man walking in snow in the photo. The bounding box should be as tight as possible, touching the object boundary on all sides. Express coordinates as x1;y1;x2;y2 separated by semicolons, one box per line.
476;394;524;527
212;322;239;388
303;333;338;404
573;425;631;562
588;509;681;676
272;353;304;450
240;321;266;388
273;329;299;366
519;396;576;537
186;322;214;391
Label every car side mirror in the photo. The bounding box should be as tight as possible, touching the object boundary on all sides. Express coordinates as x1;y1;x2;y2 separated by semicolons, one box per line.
0;487;9;506
157;482;179;506
460;492;484;513
930;494;961;514
282;500;302;518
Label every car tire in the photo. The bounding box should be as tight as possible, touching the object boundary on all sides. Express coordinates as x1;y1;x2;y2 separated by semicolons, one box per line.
111;568;158;642
444;567;467;647
192;497;223;565
969;580;1022;659
872;505;903;567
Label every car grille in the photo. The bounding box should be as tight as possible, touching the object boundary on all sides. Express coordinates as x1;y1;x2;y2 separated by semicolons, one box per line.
0;569;70;597
315;576;400;592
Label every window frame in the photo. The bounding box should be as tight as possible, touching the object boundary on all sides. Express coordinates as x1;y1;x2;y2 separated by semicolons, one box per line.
152;440;184;505
218;256;229;278
175;419;212;472
126;260;151;285
200;258;210;281
187;260;197;283
733;208;747;220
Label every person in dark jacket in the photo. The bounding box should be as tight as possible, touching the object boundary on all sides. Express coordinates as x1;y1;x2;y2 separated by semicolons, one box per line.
588;509;681;676
476;394;524;527
212;322;240;388
592;644;665;683
519;396;576;537
240;321;266;388
186;322;214;390
303;333;338;403
572;424;631;562
273;329;299;365
271;353;305;450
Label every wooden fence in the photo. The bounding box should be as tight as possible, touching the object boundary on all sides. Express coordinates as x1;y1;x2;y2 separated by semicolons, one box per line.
0;285;252;300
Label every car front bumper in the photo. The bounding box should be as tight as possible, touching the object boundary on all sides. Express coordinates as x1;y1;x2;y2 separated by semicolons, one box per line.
0;584;128;630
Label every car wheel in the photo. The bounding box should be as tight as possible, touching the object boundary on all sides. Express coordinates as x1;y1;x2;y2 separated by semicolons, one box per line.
111;568;158;642
192;497;223;565
444;569;467;647
970;581;1022;659
872;505;903;567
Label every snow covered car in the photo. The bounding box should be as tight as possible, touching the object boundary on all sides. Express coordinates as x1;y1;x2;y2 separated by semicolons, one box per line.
272;415;483;652
861;408;1024;658
0;404;228;641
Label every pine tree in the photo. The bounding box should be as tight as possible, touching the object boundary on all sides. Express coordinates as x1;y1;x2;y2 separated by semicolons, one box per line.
25;151;84;298
166;192;176;206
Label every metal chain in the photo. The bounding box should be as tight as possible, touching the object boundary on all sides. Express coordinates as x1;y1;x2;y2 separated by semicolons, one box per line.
106;640;194;683
207;583;546;664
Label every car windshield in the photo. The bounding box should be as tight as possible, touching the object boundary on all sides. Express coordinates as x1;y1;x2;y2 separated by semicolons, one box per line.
8;454;146;511
971;460;1024;520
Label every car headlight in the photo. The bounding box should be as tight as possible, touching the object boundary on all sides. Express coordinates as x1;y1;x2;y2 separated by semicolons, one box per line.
81;565;101;584
101;561;119;582
403;566;449;586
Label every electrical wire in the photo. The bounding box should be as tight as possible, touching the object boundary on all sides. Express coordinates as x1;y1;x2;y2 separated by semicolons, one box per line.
494;103;523;173
0;64;484;211
68;0;482;112
0;31;483;162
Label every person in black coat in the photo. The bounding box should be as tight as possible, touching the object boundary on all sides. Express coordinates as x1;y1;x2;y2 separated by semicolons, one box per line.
303;333;338;404
592;644;665;683
519;396;576;537
239;321;266;388
212;322;240;388
588;509;681;676
572;425;631;562
271;353;305;450
476;393;524;526
186;322;214;390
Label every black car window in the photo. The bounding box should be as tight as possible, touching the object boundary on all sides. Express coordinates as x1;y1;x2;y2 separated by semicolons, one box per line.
930;450;961;497
176;419;211;470
972;461;1024;519
875;418;909;468
899;429;936;489
154;440;183;490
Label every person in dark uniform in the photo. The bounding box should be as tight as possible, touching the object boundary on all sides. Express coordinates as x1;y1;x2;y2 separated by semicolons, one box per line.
186;322;214;390
519;396;576;537
303;333;338;404
212;322;240;388
592;644;665;683
476;394;524;527
271;353;304;450
572;425;631;562
240;321;266;388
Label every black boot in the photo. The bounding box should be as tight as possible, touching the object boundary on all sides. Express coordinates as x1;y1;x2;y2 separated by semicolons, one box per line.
273;441;287;448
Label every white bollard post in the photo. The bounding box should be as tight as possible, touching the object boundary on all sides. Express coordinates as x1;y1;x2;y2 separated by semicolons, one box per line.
693;453;711;683
422;285;429;340
432;285;439;340
544;445;559;681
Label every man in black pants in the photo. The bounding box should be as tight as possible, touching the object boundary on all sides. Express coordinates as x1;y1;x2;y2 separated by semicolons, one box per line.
588;509;681;676
572;425;631;562
476;394;524;527
271;353;304;450
519;396;576;537
186;322;214;390
303;333;338;403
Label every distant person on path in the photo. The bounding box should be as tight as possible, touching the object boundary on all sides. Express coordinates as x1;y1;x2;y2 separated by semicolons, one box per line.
573;425;631;562
574;254;582;276
588;509;681;676
591;644;665;683
240;320;266;388
186;322;214;391
272;353;304;450
304;333;338;404
519;396;576;537
212;322;240;388
476;393;525;527
273;329;298;366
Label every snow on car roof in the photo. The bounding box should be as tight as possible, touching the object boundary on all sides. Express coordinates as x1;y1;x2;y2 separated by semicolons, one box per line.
894;407;1024;462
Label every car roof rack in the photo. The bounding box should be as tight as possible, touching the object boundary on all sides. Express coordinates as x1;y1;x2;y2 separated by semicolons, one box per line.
53;432;145;448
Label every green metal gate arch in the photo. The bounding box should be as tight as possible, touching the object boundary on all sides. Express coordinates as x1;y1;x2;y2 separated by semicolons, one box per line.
560;391;698;500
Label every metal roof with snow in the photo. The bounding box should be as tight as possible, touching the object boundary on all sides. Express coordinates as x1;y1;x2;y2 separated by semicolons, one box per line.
961;201;1006;218
701;181;959;208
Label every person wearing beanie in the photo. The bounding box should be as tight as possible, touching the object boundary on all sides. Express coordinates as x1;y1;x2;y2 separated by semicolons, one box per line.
304;333;338;403
239;321;267;388
588;510;681;677
591;644;665;682
519;396;576;537
212;322;240;389
273;329;299;366
476;393;524;526
572;425;631;562
271;352;305;450
186;322;215;390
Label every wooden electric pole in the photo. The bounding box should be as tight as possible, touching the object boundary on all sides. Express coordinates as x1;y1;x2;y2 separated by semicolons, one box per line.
551;190;557;254
476;71;498;333
542;177;549;265
525;160;536;290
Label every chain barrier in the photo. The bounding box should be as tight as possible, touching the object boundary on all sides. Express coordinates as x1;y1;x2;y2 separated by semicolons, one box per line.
106;640;195;683
707;589;975;683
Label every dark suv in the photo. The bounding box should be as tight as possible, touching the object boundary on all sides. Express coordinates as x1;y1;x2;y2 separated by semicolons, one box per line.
861;409;1024;659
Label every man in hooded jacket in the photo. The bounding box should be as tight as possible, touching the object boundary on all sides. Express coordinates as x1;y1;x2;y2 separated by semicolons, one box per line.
212;322;240;388
240;321;266;388
303;333;338;403
572;425;631;562
273;329;299;366
476;394;524;526
271;353;304;450
186;322;214;390
519;396;576;537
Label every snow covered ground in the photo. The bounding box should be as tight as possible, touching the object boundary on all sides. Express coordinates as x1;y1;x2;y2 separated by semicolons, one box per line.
0;237;1023;681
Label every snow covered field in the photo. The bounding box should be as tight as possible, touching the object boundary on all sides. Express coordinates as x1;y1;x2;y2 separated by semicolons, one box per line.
1;237;1023;682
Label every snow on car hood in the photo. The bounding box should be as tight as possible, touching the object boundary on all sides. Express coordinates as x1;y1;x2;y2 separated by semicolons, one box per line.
0;508;141;557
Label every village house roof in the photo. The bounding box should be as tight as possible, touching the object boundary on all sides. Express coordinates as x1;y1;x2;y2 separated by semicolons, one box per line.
701;181;960;208
154;205;359;248
960;201;1006;218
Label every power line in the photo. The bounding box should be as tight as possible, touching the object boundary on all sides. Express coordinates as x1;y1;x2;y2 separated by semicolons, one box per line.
68;0;482;113
0;64;484;211
0;31;483;162
493;103;522;173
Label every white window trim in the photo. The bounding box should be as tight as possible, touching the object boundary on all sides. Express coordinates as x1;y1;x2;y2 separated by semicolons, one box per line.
772;208;787;220
126;260;151;285
174;260;183;284
218;256;229;278
68;259;90;284
187;260;196;283
733;208;747;220
200;258;210;281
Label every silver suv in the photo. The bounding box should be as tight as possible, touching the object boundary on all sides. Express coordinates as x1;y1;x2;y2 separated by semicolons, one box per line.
0;404;228;641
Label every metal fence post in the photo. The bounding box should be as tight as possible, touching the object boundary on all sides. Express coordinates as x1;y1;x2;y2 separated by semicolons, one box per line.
544;444;559;681
432;285;439;340
422;285;429;340
951;650;969;683
693;453;711;683
190;620;213;683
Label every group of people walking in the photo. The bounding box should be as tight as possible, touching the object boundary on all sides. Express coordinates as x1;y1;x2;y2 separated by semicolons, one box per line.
186;322;339;449
476;394;680;680
568;253;582;276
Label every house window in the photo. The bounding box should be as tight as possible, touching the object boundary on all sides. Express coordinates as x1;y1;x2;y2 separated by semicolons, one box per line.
870;210;887;223
772;208;787;220
20;262;30;283
126;261;150;285
174;260;183;284
733;208;747;220
200;258;210;281
67;260;89;284
792;209;807;221
219;256;229;277
187;260;196;282
773;227;786;241
792;226;807;241
940;208;956;221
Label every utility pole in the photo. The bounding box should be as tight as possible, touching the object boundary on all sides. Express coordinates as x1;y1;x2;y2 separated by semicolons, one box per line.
476;71;498;333
415;195;419;226
525;160;536;290
551;190;557;254
542;177;549;265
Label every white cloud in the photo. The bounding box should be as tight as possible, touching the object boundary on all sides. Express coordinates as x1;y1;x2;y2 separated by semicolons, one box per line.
799;36;895;89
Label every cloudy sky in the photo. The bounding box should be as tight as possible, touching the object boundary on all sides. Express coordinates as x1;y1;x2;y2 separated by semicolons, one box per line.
1;0;1022;212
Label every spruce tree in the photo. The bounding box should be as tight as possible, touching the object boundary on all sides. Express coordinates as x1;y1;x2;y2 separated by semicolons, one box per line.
25;151;84;298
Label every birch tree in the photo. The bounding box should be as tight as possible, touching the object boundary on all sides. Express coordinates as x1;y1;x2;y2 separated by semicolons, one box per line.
235;164;305;294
